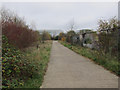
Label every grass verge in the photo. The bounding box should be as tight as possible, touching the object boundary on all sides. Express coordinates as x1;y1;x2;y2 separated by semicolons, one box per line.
59;41;120;76
18;41;52;88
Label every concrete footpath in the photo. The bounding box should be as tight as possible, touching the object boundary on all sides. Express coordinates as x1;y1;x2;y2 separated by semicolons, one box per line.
42;41;118;88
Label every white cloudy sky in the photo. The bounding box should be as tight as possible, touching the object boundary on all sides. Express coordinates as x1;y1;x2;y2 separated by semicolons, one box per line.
1;2;118;31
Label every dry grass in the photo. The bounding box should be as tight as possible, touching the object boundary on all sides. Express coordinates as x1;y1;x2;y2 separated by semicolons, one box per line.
19;40;52;88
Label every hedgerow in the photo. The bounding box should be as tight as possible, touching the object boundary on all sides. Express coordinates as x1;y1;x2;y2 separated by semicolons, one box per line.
1;8;40;49
2;35;38;88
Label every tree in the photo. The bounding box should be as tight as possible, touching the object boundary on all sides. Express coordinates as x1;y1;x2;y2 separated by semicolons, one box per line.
98;17;118;33
58;32;66;40
66;30;76;43
1;7;26;28
97;17;118;56
67;19;77;31
54;35;59;40
1;8;40;49
41;31;51;43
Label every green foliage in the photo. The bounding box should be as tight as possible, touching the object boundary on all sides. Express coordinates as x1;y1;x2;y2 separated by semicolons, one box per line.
67;30;76;36
1;8;52;88
2;35;38;88
41;31;51;43
66;30;76;43
19;41;52;88
60;41;120;76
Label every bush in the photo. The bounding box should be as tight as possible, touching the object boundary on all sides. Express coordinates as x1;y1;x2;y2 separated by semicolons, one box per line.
41;31;51;43
2;35;38;88
1;8;39;49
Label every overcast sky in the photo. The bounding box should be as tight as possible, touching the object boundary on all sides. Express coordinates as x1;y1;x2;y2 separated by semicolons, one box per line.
1;2;118;31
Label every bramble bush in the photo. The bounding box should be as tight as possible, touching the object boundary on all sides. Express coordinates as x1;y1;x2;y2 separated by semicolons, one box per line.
2;35;38;88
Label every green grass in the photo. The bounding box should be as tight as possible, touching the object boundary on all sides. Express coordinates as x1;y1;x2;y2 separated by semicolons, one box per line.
18;41;52;88
59;41;120;76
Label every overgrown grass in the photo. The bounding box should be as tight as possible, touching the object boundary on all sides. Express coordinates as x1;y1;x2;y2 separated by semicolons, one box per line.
19;41;52;88
59;41;120;76
2;34;52;88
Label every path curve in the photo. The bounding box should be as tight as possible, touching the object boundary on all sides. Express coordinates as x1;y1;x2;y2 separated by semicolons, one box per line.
42;41;118;88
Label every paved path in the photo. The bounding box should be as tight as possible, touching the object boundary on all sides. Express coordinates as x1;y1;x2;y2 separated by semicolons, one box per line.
42;41;118;88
